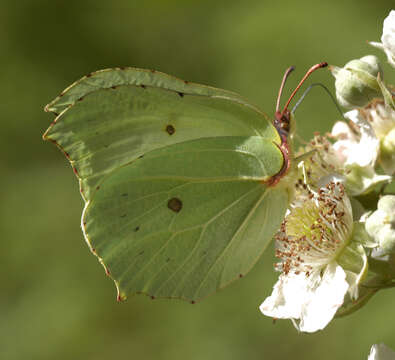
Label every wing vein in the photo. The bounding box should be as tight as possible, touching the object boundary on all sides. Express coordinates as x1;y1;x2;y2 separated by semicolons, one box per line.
155;184;262;296
193;187;269;299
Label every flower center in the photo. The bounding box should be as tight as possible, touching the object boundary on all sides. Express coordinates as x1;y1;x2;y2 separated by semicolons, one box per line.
275;181;353;275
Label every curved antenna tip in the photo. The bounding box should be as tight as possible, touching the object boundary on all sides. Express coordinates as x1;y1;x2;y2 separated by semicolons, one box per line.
280;62;328;115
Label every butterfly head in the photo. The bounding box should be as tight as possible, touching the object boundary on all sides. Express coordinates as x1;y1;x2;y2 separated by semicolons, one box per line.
274;62;328;141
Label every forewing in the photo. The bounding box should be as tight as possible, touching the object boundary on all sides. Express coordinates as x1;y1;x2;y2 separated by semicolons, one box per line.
84;138;289;301
44;85;280;200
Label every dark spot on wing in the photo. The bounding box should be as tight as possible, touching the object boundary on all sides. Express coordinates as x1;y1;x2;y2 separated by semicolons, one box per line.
138;155;144;159
111;85;117;90
140;84;146;89
96;186;100;190
121;193;128;197
168;198;182;213
191;300;195;304
165;124;175;135
86;73;92;78
184;80;189;84
166;257;171;263
134;226;140;232
78;97;84;101
178;92;184;97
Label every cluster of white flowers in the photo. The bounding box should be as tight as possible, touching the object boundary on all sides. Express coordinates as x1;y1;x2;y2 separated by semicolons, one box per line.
259;10;395;334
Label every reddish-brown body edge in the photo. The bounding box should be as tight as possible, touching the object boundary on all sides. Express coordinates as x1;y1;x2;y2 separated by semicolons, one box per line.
266;110;292;186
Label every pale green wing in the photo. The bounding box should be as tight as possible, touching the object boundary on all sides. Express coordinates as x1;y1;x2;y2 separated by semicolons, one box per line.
83;136;289;302
44;84;280;200
44;70;290;302
45;67;262;114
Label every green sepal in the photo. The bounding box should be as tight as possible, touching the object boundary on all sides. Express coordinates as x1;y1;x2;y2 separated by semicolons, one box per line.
377;73;395;110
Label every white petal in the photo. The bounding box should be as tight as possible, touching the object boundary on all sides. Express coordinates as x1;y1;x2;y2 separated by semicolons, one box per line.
349;167;392;195
368;344;395;360
366;195;395;253
317;173;346;189
259;273;309;320
331;120;356;140
298;262;348;333
369;41;385;51
342;110;379;167
260;263;349;333
333;139;355;164
381;11;395;67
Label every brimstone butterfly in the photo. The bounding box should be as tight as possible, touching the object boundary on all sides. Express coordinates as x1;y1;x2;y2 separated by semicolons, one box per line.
43;63;327;302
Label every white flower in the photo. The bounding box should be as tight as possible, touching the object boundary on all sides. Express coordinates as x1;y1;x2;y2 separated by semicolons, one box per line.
368;344;395;360
300;110;390;195
363;100;395;174
333;110;379;167
370;10;395;68
364;100;395;139
260;182;367;333
329;110;391;194
365;195;395;255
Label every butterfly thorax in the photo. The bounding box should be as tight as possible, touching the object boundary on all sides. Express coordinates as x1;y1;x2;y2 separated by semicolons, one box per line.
268;110;292;186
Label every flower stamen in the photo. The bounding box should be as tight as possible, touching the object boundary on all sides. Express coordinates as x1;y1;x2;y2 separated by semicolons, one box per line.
274;181;352;276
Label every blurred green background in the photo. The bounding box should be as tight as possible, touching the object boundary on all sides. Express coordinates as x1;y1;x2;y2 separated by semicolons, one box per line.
1;1;395;359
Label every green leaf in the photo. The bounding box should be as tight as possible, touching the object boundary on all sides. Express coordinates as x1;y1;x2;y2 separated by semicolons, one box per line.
44;68;290;302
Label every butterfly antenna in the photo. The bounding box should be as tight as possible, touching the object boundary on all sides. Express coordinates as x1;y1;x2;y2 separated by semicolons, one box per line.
276;66;295;112
291;82;344;118
281;62;328;117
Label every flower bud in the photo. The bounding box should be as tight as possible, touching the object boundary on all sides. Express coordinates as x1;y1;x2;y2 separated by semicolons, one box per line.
330;55;383;108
